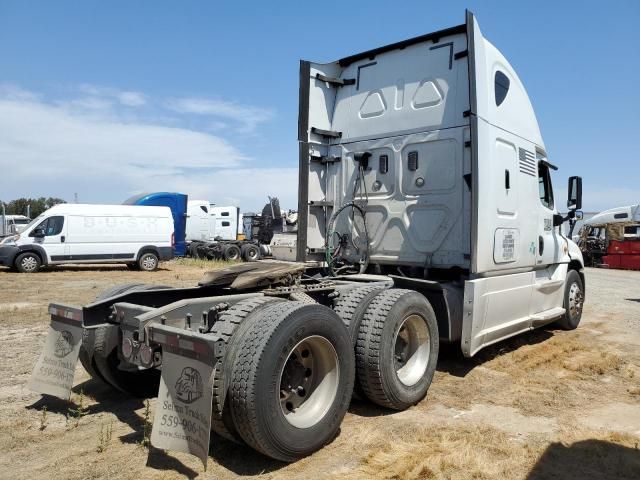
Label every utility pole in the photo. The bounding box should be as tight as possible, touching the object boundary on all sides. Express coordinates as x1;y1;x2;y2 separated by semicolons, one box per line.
74;192;78;204
1;203;5;236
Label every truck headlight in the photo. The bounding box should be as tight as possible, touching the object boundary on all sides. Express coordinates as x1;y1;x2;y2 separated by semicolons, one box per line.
0;235;19;245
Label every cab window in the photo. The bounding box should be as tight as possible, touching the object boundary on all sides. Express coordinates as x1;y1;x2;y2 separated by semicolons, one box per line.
495;71;510;106
30;216;64;236
538;163;554;209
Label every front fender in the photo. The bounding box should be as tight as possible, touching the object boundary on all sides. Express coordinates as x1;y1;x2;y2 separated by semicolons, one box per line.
566;238;584;268
18;244;49;265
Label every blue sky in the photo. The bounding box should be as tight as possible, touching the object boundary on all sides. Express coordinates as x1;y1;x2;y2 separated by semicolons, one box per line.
0;0;638;212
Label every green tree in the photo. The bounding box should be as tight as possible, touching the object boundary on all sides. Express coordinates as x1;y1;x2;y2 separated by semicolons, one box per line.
1;197;66;218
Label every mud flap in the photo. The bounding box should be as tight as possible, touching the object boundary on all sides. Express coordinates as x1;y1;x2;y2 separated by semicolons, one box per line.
148;324;224;469
28;304;84;400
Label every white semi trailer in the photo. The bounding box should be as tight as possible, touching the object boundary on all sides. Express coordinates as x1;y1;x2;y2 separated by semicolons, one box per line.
29;11;585;467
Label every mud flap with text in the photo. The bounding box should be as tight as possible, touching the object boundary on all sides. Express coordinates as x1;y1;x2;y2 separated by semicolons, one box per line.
148;324;223;469
28;304;84;400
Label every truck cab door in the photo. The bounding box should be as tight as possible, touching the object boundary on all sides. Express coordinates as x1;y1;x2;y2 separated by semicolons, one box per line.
536;159;562;267
530;158;566;315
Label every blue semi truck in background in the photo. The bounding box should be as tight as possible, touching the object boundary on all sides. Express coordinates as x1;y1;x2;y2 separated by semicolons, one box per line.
125;192;189;256
125;192;294;261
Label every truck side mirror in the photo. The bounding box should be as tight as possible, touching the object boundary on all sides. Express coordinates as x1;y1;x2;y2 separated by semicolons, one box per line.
32;228;46;238
567;176;582;210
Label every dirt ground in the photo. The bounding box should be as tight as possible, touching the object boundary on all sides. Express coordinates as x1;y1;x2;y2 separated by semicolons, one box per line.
0;261;638;479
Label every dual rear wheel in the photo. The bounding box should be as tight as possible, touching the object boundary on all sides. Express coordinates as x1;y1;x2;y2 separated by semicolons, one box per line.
334;287;439;410
80;284;439;462
212;298;355;461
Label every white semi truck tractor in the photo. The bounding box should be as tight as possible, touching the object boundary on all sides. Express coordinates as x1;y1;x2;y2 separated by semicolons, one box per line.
29;11;585;466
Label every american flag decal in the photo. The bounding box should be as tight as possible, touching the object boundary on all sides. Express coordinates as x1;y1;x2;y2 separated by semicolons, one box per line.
518;148;536;176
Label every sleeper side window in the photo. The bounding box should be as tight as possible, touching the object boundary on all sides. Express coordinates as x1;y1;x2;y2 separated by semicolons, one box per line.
495;71;510;106
538;163;554;210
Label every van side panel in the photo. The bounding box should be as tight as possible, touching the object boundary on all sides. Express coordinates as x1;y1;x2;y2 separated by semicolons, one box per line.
63;214;173;262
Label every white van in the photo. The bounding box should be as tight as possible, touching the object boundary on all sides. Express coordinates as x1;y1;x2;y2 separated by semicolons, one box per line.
0;204;174;272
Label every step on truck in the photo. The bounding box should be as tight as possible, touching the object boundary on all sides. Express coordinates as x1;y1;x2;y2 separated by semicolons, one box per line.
29;11;586;467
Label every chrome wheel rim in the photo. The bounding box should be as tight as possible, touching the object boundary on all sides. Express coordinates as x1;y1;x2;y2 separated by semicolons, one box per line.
228;249;239;260
568;282;584;318
21;256;37;272
393;314;430;386
277;335;339;428
247;248;258;260
141;255;156;270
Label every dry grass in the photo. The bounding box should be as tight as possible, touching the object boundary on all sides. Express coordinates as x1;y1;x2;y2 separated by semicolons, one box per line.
0;266;638;479
339;423;640;480
172;257;238;270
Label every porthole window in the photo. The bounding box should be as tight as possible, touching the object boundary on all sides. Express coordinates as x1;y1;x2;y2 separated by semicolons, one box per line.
495;71;510;106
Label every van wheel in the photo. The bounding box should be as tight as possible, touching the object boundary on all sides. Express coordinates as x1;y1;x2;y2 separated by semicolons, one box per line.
356;289;439;410
223;244;241;261
241;244;261;262
138;252;159;271
229;302;355;462
15;252;41;273
556;270;584;330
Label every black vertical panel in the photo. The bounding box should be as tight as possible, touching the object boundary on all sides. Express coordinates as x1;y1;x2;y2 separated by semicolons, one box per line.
298;61;311;142
296;60;311;262
296;141;310;262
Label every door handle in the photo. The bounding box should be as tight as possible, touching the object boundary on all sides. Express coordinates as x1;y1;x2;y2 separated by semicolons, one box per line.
61;236;65;243
538;236;544;255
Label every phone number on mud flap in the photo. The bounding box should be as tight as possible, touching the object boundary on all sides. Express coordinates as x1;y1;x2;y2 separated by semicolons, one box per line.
39;366;74;384
160;414;205;434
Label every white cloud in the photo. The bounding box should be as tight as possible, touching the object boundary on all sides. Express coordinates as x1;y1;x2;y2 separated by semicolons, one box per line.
0;85;294;211
166;97;274;133
118;91;146;107
131;167;299;212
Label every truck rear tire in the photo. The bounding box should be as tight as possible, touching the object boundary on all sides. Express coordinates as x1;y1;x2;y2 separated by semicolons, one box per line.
92;325;161;397
15;252;41;273
241;243;261;262
81;284;169;391
229;301;355;462
209;296;283;443
333;285;387;346
223;244;241;261
356;289;439;411
555;269;584;330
